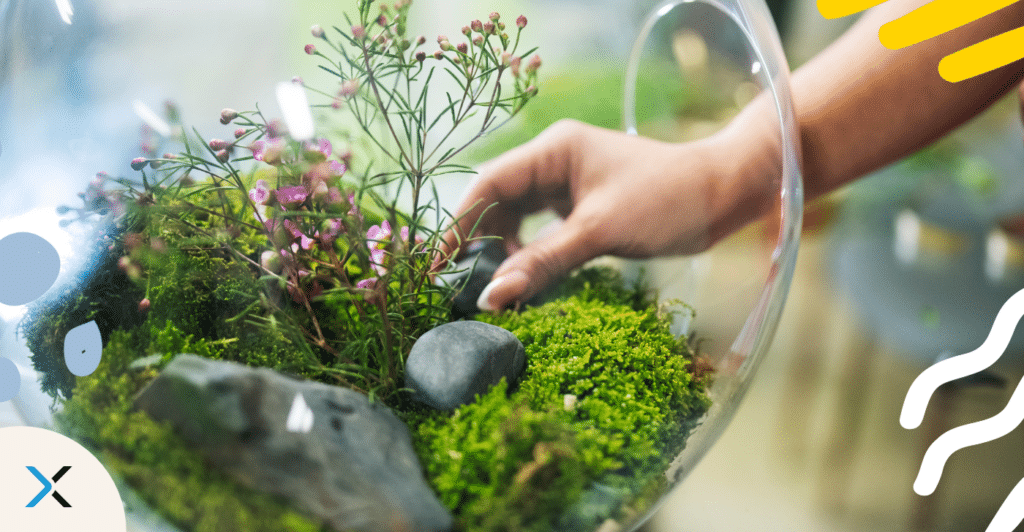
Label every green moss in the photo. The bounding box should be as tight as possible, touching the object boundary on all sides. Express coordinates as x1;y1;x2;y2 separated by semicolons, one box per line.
415;267;711;532
57;329;327;532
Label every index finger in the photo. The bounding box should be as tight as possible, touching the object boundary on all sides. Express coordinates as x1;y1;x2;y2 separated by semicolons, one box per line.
439;120;579;264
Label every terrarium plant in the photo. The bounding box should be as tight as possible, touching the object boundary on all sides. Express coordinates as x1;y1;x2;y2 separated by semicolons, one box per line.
19;1;712;531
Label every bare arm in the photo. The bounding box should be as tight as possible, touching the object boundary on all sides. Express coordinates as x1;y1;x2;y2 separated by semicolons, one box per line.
448;0;1024;311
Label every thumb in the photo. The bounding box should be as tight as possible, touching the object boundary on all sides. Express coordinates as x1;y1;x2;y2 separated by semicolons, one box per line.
476;217;602;311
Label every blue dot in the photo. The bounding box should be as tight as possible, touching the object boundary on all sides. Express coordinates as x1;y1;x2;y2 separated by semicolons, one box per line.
64;320;102;377
0;232;60;306
0;358;21;402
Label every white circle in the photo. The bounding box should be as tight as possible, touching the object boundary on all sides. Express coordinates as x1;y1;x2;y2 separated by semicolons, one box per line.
0;426;126;531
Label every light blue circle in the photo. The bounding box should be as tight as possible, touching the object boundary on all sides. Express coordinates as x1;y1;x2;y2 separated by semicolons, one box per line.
0;232;61;306
0;358;21;402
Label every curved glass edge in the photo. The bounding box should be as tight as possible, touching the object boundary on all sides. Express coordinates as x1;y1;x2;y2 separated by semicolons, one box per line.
622;0;803;529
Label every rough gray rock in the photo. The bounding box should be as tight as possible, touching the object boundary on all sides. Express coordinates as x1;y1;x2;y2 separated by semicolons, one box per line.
405;321;526;410
134;354;452;532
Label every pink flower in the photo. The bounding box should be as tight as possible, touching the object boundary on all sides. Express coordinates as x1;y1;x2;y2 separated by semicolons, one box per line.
304;138;332;160
276;186;309;207
516;15;527;29
399;226;424;245
366;220;392;246
249;179;272;205
370;249;388;275
320;218;344;244
328;160;346;176
348;193;363;220
356;278;377;290
250;138;286;164
305;44;317;55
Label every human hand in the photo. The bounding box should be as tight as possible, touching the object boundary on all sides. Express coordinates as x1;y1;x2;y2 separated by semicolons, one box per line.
442;118;770;311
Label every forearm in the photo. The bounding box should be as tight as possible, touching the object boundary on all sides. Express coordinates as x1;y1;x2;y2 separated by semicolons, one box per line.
793;0;1024;198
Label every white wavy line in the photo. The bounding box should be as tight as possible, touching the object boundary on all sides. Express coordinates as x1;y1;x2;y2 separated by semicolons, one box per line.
901;287;1024;430
987;475;1024;532
913;374;1024;495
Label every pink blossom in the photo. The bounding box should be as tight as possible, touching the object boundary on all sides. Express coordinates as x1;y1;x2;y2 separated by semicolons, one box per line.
348;194;363;220
327;187;344;205
303;138;332;161
356;278;377;290
250;138;286;164
276;186;309;207
366;220;392;246
320;218;344;244
328;160;346;176
249;179;272;205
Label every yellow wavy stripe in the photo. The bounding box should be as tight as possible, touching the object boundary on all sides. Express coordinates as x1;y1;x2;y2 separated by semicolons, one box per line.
879;0;1022;49
938;25;1024;82
817;0;889;19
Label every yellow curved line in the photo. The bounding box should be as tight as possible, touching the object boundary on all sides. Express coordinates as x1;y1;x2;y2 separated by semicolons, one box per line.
938;25;1024;82
817;0;888;19
879;0;1022;50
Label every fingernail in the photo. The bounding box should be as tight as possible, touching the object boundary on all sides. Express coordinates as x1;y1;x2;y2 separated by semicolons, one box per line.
477;270;527;312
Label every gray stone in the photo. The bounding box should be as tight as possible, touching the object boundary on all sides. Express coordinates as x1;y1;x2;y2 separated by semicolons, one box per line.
405;321;526;410
436;240;546;317
435;240;505;318
134;354;452;532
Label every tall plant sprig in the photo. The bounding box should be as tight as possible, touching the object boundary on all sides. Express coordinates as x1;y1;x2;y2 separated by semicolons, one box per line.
308;0;539;246
114;0;540;402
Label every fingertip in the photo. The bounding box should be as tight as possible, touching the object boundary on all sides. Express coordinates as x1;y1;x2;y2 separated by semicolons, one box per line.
477;270;529;312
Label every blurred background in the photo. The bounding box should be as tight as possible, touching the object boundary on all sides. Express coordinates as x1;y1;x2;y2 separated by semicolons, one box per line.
2;0;1023;531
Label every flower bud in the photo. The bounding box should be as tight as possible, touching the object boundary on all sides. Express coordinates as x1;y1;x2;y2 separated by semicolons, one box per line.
340;79;360;98
526;85;538;97
489;12;500;22
483;21;495;34
311;24;325;39
456;42;468;54
138;298;151;313
501;51;511;67
266;120;285;138
433;50;444;60
304;44;316;55
209;138;230;151
437;34;448;43
415;51;426;62
517;15;527;29
440;40;451;51
498;22;505;31
472;35;483;46
416;35;426;45
526;54;542;74
292;76;304;85
470;20;483;33
130;157;149;171
352;25;366;39
216;149;230;162
510;56;521;77
220;108;238;124
261;250;283;274
377;14;388;27
461;25;471;36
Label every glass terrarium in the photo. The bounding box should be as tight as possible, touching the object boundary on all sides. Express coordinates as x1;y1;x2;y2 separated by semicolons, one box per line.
0;0;800;531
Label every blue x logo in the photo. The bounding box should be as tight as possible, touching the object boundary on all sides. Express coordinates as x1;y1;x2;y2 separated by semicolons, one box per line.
26;466;71;507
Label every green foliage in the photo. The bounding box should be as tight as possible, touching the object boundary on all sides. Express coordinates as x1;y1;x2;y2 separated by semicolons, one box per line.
57;329;326;532
19;227;146;400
